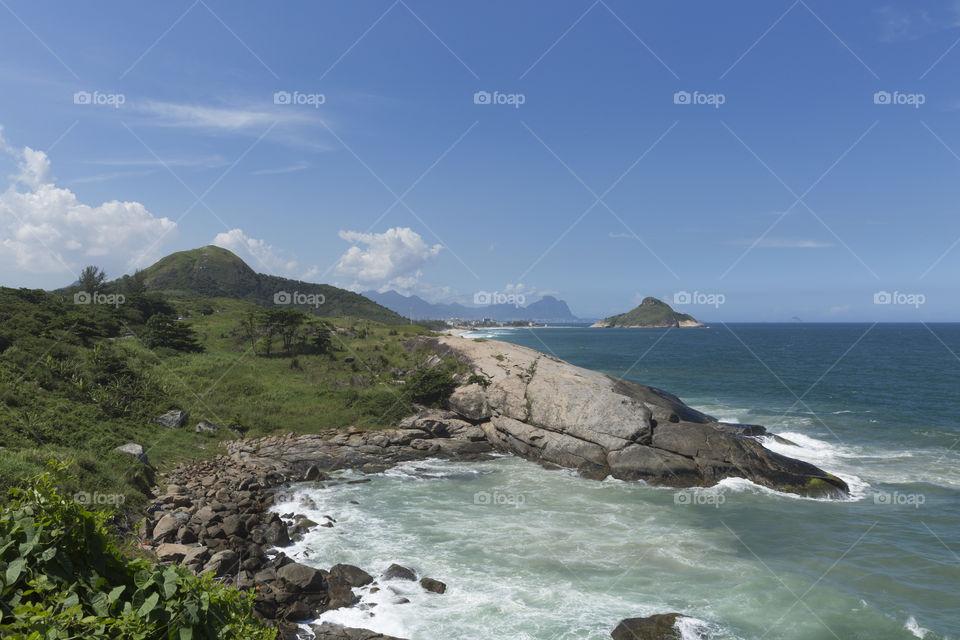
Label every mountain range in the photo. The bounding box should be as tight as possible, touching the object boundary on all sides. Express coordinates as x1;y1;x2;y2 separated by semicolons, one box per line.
363;290;583;323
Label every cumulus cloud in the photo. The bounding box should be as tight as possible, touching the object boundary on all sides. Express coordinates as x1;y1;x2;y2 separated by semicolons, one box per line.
0;126;177;283
334;227;443;289
211;228;307;277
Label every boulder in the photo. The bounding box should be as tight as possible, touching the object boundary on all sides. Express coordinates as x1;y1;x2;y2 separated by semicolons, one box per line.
155;543;193;563
203;550;239;577
152;513;185;543
114;443;148;464
419;577;446;594
382;563;416;581
311;622;408;640
330;563;374;588
447;383;491;421
277;561;326;591
195;420;218;433
154;409;188;429
611;614;684;640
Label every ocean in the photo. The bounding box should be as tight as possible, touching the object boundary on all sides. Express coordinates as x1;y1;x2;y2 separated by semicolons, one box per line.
272;324;960;639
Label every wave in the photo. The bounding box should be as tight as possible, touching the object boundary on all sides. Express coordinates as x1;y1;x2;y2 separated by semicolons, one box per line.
905;615;931;639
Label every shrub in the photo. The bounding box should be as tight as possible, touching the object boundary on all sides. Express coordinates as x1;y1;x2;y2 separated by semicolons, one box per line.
0;462;274;639
404;368;457;405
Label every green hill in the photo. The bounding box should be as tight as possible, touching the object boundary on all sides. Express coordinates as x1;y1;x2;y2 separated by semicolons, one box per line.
592;296;704;328
113;245;407;324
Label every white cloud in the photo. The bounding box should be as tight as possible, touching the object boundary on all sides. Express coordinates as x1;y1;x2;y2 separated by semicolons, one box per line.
0;127;176;282
335;227;443;288
211;228;306;277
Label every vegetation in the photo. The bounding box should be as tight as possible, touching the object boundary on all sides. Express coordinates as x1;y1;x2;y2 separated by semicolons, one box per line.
0;284;460;509
90;245;408;325
597;296;700;328
0;462;273;639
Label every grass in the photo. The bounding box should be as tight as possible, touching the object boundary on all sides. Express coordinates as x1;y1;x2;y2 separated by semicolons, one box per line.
0;289;461;512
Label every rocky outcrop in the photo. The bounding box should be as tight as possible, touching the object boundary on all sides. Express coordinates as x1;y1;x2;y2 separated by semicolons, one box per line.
311;622;407;640
611;614;684;640
416;336;848;498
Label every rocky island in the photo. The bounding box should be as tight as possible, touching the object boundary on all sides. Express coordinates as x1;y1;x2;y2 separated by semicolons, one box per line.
591;296;705;328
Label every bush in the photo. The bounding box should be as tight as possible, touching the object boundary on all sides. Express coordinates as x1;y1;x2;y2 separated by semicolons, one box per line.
0;462;274;639
404;368;457;405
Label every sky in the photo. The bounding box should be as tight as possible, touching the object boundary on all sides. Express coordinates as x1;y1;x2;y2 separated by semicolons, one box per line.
0;0;959;321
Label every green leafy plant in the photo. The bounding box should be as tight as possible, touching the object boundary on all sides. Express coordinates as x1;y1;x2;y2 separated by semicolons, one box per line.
0;462;274;639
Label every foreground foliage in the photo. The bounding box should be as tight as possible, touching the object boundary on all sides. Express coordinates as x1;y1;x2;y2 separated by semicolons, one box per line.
0;463;274;639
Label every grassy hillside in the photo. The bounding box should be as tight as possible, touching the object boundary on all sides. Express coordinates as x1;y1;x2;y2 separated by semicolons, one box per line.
0;287;460;509
106;245;408;325
597;296;701;328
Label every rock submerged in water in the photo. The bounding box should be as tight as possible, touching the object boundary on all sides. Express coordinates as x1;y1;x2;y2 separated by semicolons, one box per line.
417;336;849;498
611;614;685;640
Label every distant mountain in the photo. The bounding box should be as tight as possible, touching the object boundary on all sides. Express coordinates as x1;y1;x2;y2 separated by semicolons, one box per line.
364;290;582;323
591;297;704;328
103;246;408;324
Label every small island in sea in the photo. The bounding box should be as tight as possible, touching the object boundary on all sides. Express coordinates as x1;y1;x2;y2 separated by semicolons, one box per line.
590;296;705;328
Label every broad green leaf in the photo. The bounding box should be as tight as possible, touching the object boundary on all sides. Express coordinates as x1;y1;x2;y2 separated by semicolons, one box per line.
137;591;159;618
5;557;25;585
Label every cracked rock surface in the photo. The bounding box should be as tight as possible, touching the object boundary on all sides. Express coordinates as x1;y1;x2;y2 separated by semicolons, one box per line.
423;336;848;498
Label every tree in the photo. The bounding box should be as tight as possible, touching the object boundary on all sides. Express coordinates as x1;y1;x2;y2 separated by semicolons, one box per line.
77;265;107;293
143;313;204;352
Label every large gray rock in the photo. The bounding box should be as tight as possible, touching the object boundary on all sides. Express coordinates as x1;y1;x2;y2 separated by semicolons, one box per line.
154;409;188;429
114;443;148;464
277;561;326;591
448;383;491;421
422;336;848;498
311;622;407;640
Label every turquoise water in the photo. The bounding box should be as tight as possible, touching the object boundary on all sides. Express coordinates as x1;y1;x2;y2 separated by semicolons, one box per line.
274;325;960;639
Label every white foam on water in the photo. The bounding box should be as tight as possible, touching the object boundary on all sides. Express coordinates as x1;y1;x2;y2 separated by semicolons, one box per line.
757;433;870;500
905;616;930;639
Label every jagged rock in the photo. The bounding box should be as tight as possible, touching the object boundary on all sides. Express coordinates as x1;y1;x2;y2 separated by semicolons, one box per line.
114;443;148;464
382;563;416;581
203;550;239;577
155;543;193;563
152;513;186;542
330;564;374;588
419;577;446;594
611;614;684;640
276;561;326;591
154;409;188;429
311;622;408;640
447;383;491;421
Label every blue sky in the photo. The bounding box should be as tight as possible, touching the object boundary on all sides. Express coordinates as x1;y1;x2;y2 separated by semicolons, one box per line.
1;0;959;320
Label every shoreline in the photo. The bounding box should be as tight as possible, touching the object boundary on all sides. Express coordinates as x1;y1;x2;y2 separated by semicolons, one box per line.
138;333;848;640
